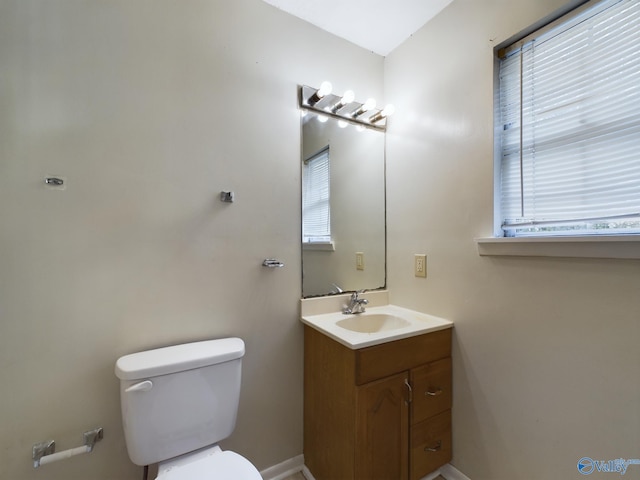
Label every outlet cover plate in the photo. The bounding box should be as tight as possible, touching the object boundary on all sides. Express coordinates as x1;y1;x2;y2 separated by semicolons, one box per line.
414;254;426;277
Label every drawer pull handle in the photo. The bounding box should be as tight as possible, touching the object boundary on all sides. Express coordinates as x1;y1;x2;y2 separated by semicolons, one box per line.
425;387;443;396
424;441;442;453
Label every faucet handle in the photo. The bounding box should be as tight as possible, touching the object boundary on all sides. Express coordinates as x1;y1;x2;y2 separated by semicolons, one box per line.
351;289;366;300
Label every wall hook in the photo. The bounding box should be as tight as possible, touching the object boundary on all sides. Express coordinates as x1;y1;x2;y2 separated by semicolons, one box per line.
44;177;67;190
220;191;234;203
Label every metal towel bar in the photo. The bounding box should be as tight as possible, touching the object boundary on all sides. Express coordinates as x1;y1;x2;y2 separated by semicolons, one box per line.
262;259;284;268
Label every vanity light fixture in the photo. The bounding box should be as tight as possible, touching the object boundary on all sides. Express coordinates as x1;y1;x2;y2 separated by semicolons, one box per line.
306;81;332;106
299;84;393;131
369;104;396;123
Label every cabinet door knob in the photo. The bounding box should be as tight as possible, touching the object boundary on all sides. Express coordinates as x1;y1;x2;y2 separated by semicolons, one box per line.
424;440;442;452
425;387;443;396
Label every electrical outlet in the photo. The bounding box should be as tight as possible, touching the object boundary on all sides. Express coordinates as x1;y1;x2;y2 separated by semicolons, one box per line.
414;254;427;277
356;252;364;270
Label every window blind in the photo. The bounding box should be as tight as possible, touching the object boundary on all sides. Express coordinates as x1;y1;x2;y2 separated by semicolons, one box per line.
498;0;640;236
302;147;331;242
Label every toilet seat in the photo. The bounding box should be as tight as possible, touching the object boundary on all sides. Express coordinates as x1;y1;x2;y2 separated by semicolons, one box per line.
156;447;262;480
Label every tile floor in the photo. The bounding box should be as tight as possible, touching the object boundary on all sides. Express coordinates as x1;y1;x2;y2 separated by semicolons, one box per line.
281;473;447;480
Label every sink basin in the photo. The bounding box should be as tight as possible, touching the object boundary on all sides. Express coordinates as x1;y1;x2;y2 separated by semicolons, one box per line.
336;313;411;333
301;304;453;349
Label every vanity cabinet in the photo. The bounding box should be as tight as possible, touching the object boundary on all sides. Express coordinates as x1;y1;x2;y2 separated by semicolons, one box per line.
304;325;452;480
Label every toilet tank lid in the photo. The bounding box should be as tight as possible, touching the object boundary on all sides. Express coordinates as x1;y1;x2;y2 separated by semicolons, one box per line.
115;338;245;380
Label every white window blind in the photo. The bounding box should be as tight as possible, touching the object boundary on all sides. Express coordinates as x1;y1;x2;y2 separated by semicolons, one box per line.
302;147;331;243
497;0;640;237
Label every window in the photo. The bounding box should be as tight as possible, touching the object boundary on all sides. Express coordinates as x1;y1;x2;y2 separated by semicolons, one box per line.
496;0;640;237
302;147;331;244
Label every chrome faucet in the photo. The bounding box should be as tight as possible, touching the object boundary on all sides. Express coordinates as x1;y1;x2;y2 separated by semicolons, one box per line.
343;290;369;314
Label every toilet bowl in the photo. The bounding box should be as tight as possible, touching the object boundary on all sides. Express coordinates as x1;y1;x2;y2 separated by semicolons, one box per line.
156;446;261;480
115;338;261;480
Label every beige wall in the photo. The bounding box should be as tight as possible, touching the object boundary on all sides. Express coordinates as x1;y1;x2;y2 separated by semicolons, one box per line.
385;0;640;479
0;1;383;479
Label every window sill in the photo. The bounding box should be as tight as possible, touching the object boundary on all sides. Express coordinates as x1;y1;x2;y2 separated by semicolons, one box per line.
302;241;335;252
476;235;640;259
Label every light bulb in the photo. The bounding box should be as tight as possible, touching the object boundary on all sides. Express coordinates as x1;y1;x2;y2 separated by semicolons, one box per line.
342;90;355;104
318;81;332;98
352;98;377;118
318;114;329;123
307;81;333;106
363;98;376;111
338;120;348;128
381;104;395;117
369;103;396;123
331;89;356;113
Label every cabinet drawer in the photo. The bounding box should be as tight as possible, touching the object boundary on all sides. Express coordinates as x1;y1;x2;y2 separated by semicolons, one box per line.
410;410;452;480
411;357;452;424
355;328;451;385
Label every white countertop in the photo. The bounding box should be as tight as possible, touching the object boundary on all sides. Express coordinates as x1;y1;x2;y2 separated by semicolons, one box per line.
301;304;453;349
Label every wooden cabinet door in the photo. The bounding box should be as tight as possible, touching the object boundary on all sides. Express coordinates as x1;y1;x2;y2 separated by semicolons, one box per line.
355;372;409;480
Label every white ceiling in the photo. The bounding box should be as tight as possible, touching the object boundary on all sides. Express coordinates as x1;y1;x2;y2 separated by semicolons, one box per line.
261;0;453;56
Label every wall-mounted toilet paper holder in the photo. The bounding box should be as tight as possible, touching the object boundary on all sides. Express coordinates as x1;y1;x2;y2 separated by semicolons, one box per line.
32;427;103;468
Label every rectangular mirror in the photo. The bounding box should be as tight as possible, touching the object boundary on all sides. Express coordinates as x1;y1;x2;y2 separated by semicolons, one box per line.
301;109;386;297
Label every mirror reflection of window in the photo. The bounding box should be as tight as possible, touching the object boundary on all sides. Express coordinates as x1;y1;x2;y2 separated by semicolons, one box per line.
302;146;332;246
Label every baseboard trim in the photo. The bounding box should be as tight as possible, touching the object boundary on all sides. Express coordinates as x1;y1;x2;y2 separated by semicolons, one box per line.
440;463;472;480
259;454;305;480
421;470;444;480
301;464;315;480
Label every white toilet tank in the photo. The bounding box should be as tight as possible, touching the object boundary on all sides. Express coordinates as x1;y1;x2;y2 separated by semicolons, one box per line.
115;338;245;466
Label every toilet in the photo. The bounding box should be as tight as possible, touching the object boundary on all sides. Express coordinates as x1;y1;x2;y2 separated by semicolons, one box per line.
115;337;262;479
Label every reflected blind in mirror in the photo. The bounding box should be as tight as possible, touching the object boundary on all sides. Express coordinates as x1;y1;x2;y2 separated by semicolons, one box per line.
302;147;331;243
